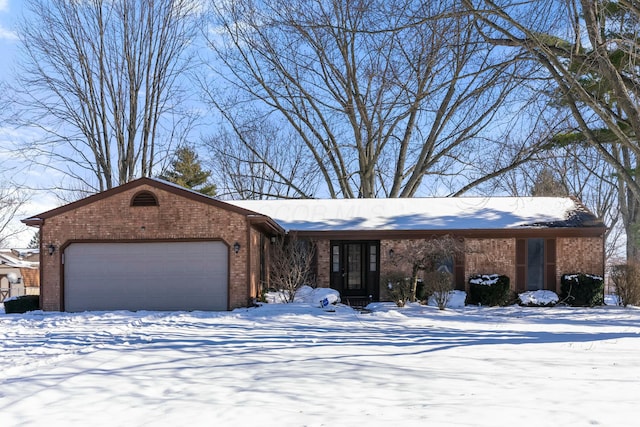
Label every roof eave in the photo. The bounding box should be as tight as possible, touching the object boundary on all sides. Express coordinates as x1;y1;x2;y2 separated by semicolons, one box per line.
248;215;285;235
21;217;43;227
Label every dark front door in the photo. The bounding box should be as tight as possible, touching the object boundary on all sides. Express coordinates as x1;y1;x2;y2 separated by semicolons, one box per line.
330;241;380;305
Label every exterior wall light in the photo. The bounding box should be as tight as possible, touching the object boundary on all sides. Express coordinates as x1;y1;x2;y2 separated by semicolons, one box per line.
48;244;56;256
233;242;241;254
388;248;395;258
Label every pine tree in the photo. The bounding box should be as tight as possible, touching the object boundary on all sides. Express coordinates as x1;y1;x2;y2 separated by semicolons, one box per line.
531;168;568;197
160;146;216;196
27;231;40;249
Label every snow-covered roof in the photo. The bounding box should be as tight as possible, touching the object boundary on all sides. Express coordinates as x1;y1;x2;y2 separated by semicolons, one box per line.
227;197;603;232
0;249;39;269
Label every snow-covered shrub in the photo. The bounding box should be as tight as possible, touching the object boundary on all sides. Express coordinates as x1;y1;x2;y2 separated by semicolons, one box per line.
609;264;640;307
423;270;454;310
264;285;340;307
382;271;412;307
560;273;604;307
4;295;39;314
428;290;467;309
467;274;511;306
518;290;558;307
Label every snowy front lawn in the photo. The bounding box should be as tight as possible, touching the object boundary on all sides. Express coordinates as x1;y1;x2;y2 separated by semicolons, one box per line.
1;303;639;426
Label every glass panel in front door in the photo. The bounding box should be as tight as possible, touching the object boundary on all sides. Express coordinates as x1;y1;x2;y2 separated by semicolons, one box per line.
346;244;363;290
527;238;544;290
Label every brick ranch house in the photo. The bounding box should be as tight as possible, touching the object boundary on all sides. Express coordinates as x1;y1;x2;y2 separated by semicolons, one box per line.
22;178;606;312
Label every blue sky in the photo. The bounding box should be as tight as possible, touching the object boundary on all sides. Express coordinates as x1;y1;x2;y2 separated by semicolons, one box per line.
0;1;60;247
0;0;19;76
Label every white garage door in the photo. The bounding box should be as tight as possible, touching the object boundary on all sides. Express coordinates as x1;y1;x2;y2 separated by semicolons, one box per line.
64;242;228;312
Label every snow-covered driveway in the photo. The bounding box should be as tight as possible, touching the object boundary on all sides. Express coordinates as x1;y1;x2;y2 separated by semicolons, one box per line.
1;303;639;426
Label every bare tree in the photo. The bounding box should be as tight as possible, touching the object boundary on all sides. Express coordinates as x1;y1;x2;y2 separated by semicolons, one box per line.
204;113;321;199
424;271;455;310
8;0;200;192
495;138;623;262
0;185;27;247
609;263;640;307
541;144;623;261
204;0;527;198
392;235;464;303
269;235;316;303
462;0;640;260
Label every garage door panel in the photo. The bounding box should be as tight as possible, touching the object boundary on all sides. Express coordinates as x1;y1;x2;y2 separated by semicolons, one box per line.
64;242;228;312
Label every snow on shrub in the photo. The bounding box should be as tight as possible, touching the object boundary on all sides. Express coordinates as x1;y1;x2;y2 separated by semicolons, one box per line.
518;290;558;307
467;274;512;306
469;274;501;286
560;273;604;307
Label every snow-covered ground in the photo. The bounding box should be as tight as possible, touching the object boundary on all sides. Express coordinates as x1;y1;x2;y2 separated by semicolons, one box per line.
1;302;640;426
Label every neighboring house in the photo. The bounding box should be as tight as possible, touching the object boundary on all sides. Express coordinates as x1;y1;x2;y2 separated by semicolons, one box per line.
0;248;40;301
22;178;605;312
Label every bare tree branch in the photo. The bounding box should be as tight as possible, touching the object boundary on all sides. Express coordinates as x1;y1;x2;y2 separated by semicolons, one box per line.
204;0;526;198
7;0;200;192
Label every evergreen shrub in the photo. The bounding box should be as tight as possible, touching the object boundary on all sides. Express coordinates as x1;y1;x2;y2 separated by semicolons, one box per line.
467;274;511;306
560;274;604;307
4;295;40;314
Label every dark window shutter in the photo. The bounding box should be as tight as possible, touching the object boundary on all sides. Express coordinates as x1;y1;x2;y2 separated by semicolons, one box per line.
516;239;526;292
454;252;465;291
545;239;557;292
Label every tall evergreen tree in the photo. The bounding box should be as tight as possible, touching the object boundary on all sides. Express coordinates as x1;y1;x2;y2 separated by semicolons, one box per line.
27;231;40;249
160;146;216;196
531;168;568;197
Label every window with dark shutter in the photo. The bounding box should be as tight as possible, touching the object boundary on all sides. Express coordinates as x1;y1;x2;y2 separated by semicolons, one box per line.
131;191;158;207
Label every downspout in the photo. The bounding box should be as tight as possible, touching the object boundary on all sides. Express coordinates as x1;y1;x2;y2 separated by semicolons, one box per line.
245;218;252;307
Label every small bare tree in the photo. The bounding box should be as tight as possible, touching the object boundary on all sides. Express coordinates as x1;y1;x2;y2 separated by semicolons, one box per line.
393;235;464;303
610;263;640;307
269;235;316;303
382;271;412;307
0;185;27;247
424;271;455;310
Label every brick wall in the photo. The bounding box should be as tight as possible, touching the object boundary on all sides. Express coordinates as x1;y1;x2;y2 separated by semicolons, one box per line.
263;234;603;304
556;236;604;282
464;238;516;287
381;236;603;295
314;239;330;288
40;184;257;311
